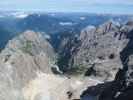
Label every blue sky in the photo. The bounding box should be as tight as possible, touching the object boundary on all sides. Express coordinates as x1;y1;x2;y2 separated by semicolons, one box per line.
0;0;133;14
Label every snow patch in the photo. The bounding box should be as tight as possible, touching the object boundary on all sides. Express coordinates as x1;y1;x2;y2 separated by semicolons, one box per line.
80;17;86;20
59;22;74;26
11;12;29;18
44;34;51;40
16;14;29;18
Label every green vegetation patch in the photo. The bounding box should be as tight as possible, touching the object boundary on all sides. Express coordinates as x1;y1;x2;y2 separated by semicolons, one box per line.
21;40;33;55
67;64;87;75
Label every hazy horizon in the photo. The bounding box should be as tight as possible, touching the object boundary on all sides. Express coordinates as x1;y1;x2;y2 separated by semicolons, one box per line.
0;0;133;14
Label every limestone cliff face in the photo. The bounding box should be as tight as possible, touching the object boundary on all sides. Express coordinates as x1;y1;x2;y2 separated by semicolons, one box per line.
81;21;133;100
0;30;56;84
64;21;129;81
49;20;130;81
0;31;57;100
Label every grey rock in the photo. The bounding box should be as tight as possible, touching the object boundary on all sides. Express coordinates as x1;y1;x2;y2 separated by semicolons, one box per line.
69;21;128;81
0;30;57;100
81;20;133;100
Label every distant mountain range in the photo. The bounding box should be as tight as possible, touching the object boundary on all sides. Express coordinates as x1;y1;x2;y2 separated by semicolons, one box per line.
0;11;133;49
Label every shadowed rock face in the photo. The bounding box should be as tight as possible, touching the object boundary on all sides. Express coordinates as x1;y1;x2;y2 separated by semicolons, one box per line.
81;21;133;100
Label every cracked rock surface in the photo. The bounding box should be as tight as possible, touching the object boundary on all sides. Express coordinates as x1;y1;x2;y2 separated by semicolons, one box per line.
81;20;133;100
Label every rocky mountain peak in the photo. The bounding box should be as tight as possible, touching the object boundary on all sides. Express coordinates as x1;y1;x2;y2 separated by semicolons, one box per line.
65;20;129;81
3;30;55;59
0;31;58;87
22;30;41;42
81;21;133;100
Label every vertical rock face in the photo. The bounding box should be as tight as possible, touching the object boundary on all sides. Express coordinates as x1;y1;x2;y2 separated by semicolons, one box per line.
81;21;133;100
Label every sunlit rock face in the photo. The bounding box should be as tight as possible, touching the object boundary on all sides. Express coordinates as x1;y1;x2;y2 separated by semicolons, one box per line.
81;21;133;100
22;72;102;100
0;31;56;100
0;31;56;84
0;61;24;100
67;21;129;81
48;20;130;82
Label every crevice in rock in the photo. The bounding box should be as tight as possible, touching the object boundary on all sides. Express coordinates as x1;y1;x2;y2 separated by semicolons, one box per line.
109;53;115;60
85;64;96;76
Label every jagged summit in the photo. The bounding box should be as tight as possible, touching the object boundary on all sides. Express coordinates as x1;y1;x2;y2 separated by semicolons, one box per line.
3;30;55;58
57;20;128;81
81;21;133;100
22;30;42;41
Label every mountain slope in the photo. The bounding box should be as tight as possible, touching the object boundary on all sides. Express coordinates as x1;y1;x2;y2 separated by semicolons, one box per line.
0;31;56;98
57;20;130;81
81;21;133;100
0;30;102;100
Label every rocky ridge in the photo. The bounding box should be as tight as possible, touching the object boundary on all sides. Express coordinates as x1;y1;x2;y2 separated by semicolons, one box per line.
81;21;133;100
58;20;130;81
0;30;57;100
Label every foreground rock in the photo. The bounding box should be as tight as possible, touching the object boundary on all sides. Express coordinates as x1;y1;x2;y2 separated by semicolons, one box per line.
0;30;102;100
81;21;133;100
0;31;56;100
23;73;102;100
0;30;56;85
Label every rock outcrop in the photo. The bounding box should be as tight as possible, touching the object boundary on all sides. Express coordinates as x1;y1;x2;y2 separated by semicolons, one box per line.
0;31;57;100
81;20;133;100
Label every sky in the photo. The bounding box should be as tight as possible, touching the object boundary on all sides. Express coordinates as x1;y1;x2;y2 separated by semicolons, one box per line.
0;0;133;14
